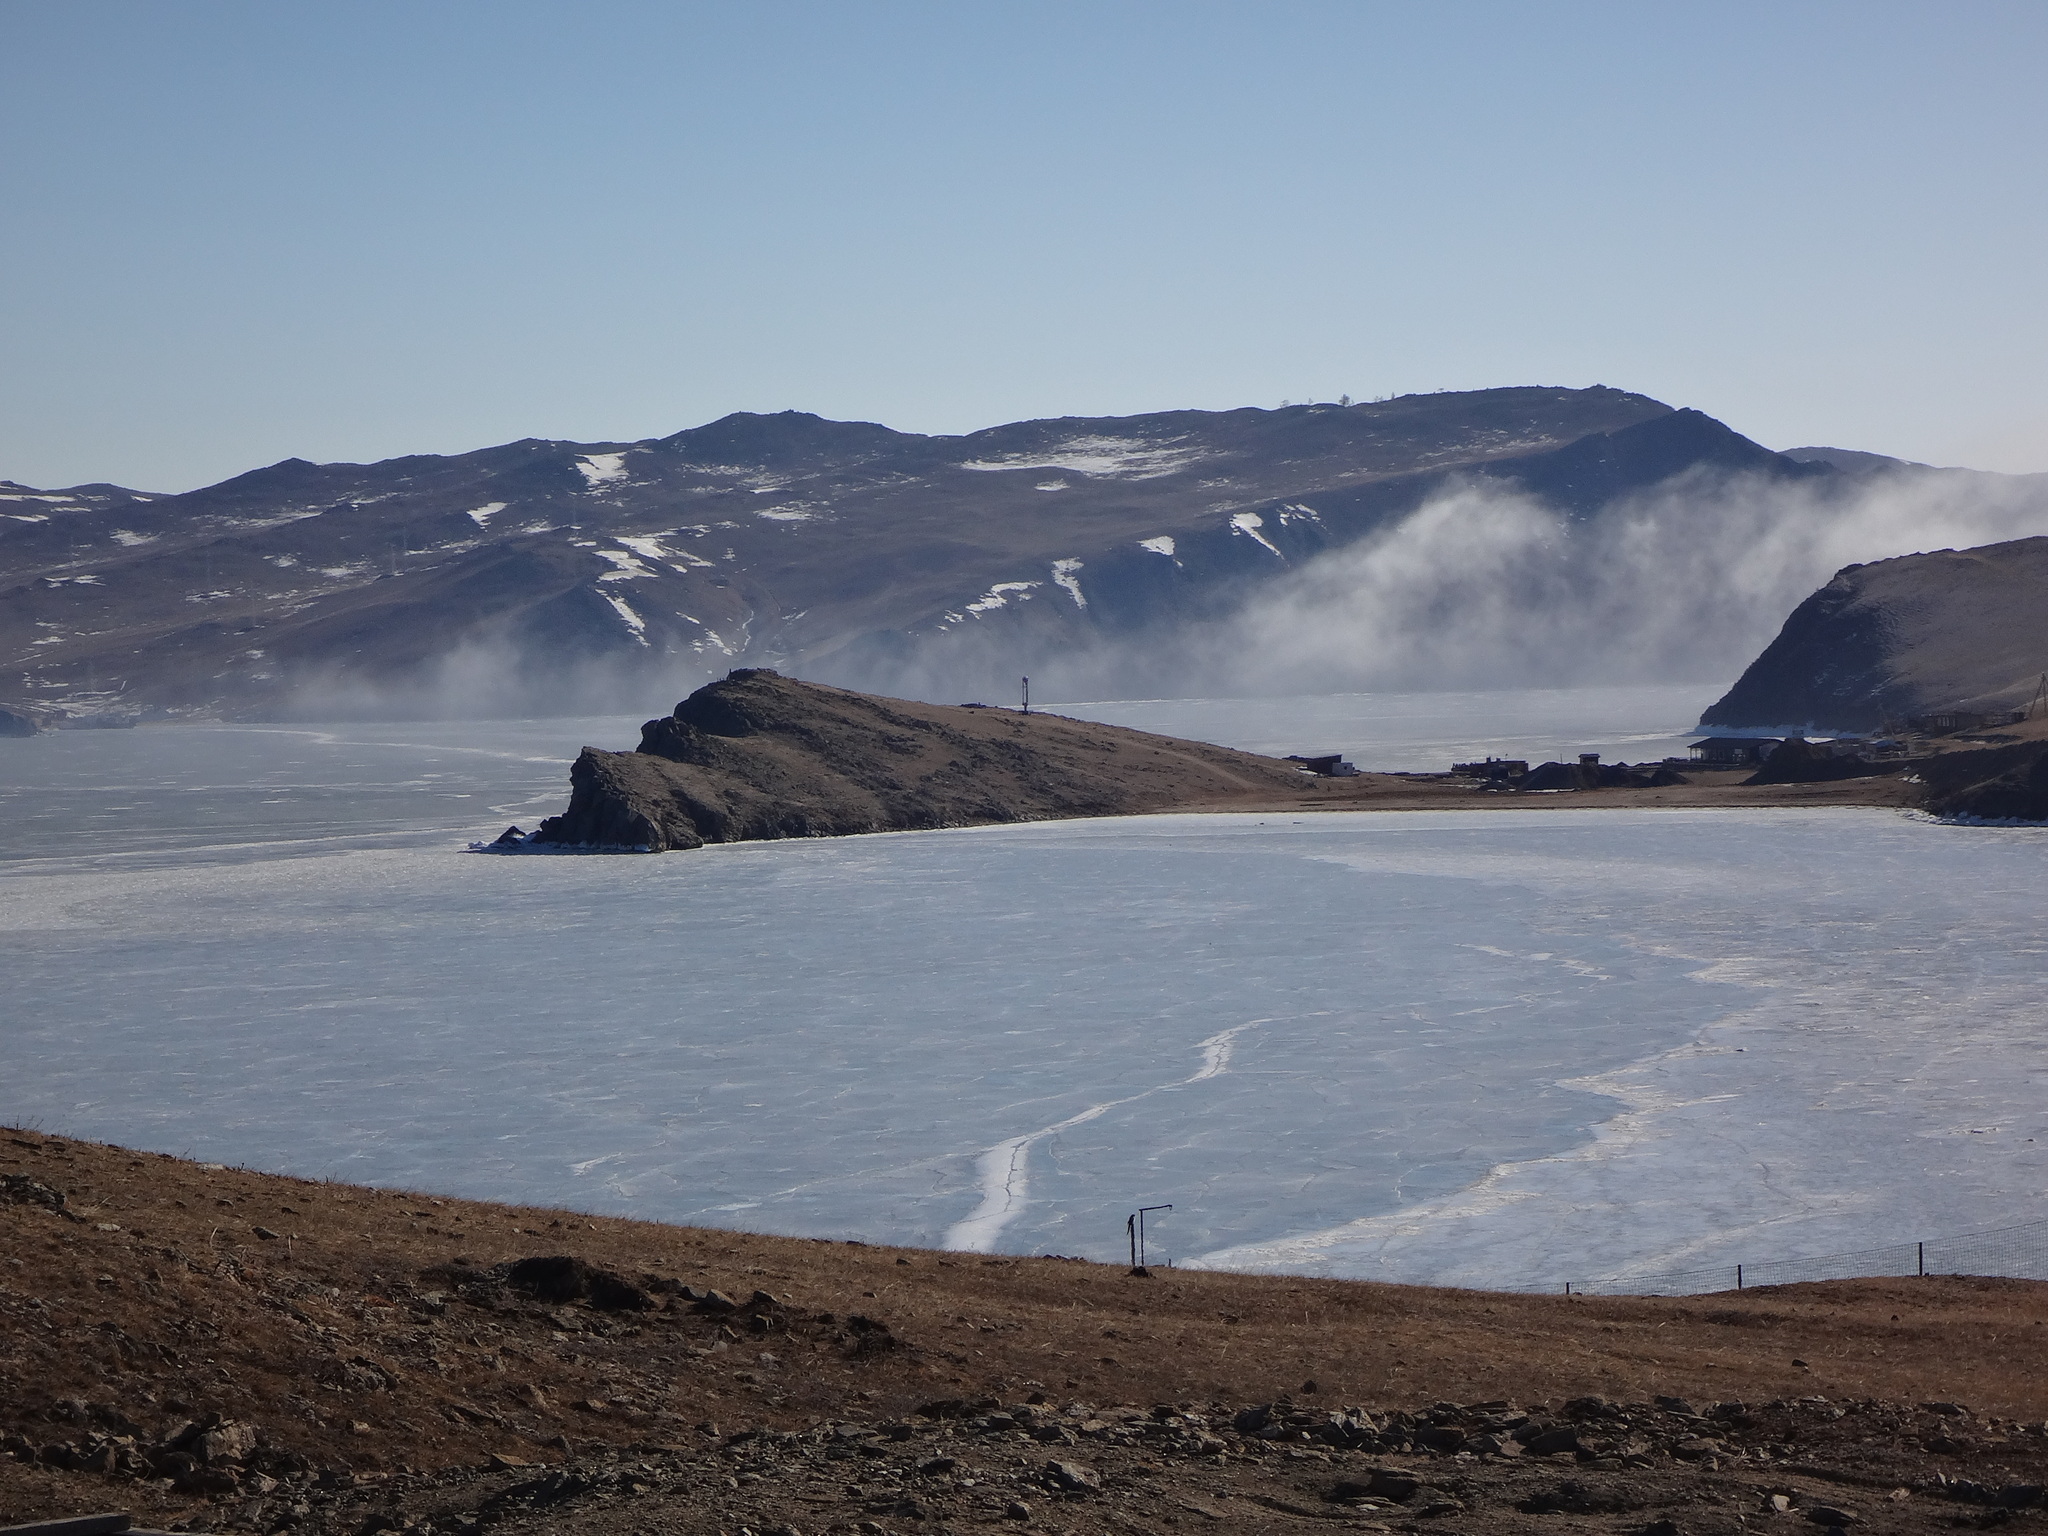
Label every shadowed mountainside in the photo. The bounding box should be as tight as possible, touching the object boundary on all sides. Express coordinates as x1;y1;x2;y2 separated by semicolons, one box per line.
1703;535;2048;732
3;387;1851;719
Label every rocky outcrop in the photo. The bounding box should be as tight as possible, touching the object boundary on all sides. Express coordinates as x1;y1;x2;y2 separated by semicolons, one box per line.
527;669;1309;851
1704;536;2048;732
1920;740;2048;822
0;705;38;737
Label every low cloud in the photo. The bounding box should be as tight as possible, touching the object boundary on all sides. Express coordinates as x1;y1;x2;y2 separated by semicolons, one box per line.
924;462;2048;705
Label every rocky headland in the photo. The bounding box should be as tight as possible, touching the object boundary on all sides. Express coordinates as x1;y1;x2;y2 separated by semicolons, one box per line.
1704;535;2048;734
518;670;1310;852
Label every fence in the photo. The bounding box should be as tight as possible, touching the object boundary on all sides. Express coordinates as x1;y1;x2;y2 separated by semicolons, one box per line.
1549;1216;2048;1297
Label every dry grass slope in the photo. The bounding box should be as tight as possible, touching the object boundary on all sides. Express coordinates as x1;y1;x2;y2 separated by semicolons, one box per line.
4;1131;2046;1534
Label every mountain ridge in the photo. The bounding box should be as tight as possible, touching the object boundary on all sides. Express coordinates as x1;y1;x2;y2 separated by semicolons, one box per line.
0;386;1866;720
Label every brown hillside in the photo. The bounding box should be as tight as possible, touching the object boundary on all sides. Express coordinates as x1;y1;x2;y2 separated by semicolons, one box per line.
1706;535;2048;732
525;669;1311;850
4;1130;2047;1535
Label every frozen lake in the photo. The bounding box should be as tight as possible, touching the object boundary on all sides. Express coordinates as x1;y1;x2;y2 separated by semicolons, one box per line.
2;692;2044;1290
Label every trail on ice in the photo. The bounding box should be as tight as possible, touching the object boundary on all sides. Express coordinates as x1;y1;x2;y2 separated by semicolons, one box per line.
941;1016;1280;1253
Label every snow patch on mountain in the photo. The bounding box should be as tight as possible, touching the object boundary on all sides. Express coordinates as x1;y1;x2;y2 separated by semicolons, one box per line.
960;580;1043;618
466;502;508;528
1230;511;1283;557
577;453;629;488
600;591;649;643
1051;558;1086;608
616;533;714;570
960;435;1208;480
594;547;658;582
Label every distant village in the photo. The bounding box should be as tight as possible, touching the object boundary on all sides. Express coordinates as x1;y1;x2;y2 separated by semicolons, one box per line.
1286;705;2036;792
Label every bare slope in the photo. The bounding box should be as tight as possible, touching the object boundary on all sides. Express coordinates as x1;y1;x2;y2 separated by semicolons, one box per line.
5;1129;2048;1534
527;669;1309;851
1704;535;2048;732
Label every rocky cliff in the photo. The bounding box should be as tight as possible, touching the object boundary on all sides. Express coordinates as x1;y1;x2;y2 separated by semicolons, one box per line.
526;669;1309;851
1703;535;2048;732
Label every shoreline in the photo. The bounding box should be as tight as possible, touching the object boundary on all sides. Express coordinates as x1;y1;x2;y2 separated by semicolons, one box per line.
1165;766;1924;818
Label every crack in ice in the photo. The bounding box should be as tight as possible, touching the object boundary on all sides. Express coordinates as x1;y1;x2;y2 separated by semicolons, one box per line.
942;1017;1276;1253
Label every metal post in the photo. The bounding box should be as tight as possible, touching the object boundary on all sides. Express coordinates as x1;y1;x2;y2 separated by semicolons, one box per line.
1021;677;1030;715
1918;1241;1924;1277
1736;1265;1742;1290
1127;1213;1137;1268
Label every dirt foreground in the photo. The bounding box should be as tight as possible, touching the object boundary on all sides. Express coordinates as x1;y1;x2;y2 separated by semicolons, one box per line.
5;1130;2046;1535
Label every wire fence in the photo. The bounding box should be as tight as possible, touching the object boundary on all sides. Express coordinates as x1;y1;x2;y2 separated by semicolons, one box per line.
1546;1216;2048;1297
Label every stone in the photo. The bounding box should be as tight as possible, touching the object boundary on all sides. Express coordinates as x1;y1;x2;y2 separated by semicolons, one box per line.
1804;1509;1856;1527
1522;1424;1582;1456
197;1420;260;1463
1046;1459;1101;1492
1004;1500;1032;1520
1365;1469;1421;1502
0;1174;67;1211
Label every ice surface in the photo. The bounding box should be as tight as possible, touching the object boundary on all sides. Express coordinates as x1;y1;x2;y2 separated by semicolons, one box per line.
4;706;2047;1289
4;704;2045;1291
0;718;636;866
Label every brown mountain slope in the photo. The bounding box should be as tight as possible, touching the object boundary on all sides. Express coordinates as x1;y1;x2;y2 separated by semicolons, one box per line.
4;1129;2047;1534
524;669;1312;851
1704;535;2048;732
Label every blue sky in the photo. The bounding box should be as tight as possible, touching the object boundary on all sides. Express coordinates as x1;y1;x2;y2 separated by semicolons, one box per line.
6;1;2047;490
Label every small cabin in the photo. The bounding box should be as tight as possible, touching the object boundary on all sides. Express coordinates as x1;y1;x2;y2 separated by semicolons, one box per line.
1287;752;1361;777
1687;736;1782;766
1909;708;2025;734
